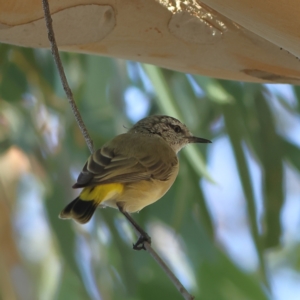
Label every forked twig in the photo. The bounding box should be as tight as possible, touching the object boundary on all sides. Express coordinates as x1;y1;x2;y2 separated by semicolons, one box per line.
41;1;194;299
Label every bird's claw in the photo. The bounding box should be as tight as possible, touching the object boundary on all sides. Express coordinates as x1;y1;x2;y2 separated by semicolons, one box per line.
133;234;151;251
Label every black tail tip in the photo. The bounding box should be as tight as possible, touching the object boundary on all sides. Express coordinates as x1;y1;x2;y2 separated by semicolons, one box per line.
59;197;98;224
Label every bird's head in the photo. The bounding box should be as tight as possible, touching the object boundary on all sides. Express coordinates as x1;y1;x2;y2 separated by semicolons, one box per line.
129;115;211;153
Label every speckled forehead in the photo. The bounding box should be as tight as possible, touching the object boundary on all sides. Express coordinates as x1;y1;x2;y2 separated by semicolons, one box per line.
157;116;183;125
133;115;186;130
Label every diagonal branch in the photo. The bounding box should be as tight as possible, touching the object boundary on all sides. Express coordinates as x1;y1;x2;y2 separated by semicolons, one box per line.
41;1;193;299
133;227;194;300
41;0;94;154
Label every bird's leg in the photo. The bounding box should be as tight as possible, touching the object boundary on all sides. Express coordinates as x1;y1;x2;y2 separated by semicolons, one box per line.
117;203;151;250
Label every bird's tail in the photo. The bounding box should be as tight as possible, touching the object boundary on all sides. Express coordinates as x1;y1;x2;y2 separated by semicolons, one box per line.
59;197;98;224
60;183;123;224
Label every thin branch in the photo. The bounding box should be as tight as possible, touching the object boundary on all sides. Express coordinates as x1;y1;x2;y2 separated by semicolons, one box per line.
41;1;193;299
135;229;194;300
41;0;94;153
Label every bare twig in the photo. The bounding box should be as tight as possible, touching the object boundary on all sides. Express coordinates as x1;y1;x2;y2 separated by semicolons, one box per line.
41;1;193;299
133;227;194;300
145;245;194;300
41;0;94;153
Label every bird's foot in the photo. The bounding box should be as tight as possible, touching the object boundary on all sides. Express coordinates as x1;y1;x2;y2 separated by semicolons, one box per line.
133;233;151;251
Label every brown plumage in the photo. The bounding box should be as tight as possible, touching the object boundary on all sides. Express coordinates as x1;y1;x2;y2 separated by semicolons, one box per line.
59;115;211;224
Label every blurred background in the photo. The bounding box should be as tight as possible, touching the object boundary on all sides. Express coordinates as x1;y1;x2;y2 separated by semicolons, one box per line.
1;43;300;300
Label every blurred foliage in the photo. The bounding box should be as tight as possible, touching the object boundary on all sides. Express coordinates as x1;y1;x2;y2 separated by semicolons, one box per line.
1;43;300;300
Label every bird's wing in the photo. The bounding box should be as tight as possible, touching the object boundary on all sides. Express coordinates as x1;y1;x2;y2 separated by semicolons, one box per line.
73;133;178;188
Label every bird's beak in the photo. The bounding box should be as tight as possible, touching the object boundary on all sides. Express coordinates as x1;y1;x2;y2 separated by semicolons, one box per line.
187;136;212;144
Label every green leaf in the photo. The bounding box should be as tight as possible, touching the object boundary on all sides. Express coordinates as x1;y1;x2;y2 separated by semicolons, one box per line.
253;91;283;249
280;138;300;172
0;61;27;102
193;76;235;104
222;103;269;288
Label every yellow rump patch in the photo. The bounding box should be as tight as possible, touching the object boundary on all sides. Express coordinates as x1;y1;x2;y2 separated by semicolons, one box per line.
80;183;124;204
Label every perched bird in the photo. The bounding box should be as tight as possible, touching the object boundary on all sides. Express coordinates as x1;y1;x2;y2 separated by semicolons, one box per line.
59;115;211;248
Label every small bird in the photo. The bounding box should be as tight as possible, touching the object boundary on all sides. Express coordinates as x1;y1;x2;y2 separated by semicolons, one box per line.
59;115;211;249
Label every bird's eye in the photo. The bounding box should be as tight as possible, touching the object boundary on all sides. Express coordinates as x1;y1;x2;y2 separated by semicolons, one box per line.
173;125;181;133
